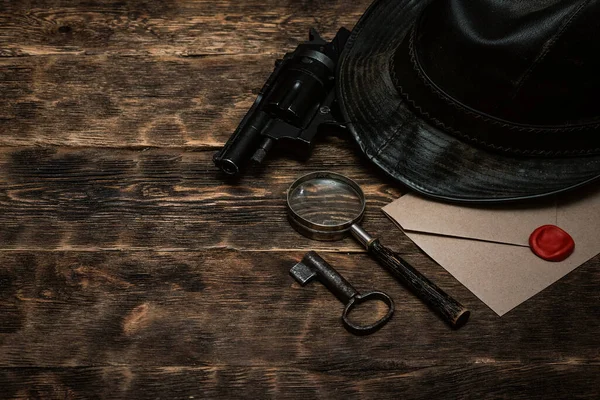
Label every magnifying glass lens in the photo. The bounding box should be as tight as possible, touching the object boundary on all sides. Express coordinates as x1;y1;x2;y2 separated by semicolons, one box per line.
288;177;363;226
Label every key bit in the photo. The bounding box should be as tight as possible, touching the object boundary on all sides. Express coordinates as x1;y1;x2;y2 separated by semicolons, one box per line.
290;261;317;285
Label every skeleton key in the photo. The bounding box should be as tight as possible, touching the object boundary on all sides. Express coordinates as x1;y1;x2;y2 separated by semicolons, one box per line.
290;251;395;335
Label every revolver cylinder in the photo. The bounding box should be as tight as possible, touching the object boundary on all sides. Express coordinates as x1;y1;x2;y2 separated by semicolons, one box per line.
264;56;331;128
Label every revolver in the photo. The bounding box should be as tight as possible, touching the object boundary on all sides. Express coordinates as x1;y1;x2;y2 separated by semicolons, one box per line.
213;27;351;176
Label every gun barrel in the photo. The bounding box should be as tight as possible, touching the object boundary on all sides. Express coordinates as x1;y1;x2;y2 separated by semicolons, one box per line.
213;110;270;175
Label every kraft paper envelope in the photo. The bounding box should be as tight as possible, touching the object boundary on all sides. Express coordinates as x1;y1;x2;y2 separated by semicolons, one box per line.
382;185;600;316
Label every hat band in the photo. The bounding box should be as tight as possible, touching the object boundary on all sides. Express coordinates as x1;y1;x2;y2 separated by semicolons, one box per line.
390;23;600;156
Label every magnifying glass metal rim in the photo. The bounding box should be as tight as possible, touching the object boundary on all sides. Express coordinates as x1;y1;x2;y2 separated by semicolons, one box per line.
286;171;366;241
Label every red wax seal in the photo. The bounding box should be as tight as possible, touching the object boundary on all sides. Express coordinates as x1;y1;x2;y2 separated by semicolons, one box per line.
529;225;575;262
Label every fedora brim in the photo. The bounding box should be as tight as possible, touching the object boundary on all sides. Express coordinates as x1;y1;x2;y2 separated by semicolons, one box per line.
337;0;600;202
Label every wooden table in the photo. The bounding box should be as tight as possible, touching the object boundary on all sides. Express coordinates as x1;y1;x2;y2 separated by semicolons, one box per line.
0;1;598;398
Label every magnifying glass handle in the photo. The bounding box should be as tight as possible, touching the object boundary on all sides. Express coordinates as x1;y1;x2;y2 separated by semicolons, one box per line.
351;225;469;328
369;239;469;328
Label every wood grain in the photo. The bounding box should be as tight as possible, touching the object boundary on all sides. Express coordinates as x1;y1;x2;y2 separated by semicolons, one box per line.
0;0;371;148
0;1;370;57
0;54;278;147
1;364;599;399
0;251;598;369
0;142;406;251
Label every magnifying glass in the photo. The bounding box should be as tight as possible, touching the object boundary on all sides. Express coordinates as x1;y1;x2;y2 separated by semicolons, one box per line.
287;171;470;328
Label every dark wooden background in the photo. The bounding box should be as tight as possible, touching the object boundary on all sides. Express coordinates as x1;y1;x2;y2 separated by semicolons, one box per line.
0;1;598;398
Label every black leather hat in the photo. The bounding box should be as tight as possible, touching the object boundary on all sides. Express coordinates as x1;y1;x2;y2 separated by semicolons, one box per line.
337;0;600;202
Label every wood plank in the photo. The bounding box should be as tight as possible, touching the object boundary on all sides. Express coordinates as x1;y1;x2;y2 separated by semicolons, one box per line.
0;0;370;57
0;142;405;251
0;251;598;368
0;54;277;147
0;364;598;399
0;53;356;147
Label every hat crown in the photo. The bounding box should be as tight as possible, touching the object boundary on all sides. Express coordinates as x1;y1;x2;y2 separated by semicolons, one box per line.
337;0;600;202
413;0;600;126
